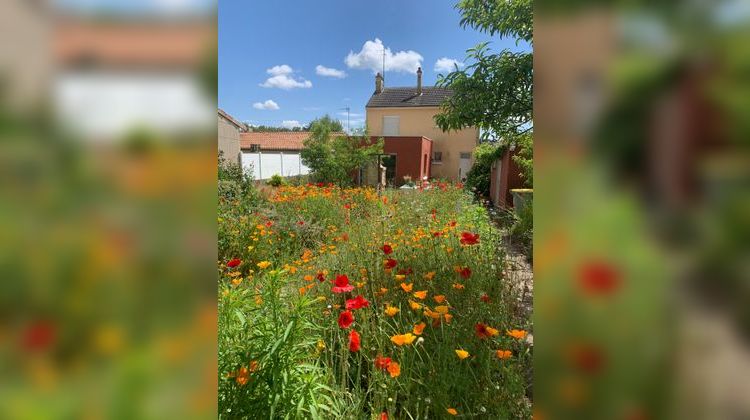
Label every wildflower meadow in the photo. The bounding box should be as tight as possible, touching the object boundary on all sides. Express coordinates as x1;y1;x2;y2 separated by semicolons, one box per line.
218;182;532;419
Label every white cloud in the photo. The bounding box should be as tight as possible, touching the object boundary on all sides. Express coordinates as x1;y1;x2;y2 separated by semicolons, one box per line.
260;65;312;90
252;99;280;110
434;57;465;73
281;120;303;129
345;38;423;74
315;65;347;78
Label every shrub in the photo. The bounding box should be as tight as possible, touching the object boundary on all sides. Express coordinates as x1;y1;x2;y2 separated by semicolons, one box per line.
267;174;286;187
464;143;504;197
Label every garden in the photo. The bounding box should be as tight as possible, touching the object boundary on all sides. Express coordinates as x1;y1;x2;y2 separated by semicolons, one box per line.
218;176;532;418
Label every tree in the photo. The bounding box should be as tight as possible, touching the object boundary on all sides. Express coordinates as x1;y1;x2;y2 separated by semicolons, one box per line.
435;0;532;184
300;116;382;185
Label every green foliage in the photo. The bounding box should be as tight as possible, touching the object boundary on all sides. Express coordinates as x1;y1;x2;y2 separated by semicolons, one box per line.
510;197;533;258
464;142;505;196
457;0;532;43
219;271;341;419
301;116;383;186
513;132;533;186
267;174;287;187
437;0;533;186
218;151;259;205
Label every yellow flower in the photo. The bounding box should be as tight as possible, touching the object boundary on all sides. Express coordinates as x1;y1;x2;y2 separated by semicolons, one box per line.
387;361;401;378
304;275;314;282
384;305;400;317
231;277;243;287
455;349;470;360
400;283;413;293
257;261;272;269
391;333;416;346
316;339;326;352
413;322;426;335
447;408;458;416
247;245;254;251
423;271;436;281
395;274;406;281
413;290;428;300
496;349;512;359
452;283;465;290
433;295;446;303
486;326;500;337
507;329;528;340
435;305;449;315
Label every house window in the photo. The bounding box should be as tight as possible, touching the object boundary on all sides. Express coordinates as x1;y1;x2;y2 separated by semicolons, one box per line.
460;152;471;159
432;151;442;163
383;116;400;136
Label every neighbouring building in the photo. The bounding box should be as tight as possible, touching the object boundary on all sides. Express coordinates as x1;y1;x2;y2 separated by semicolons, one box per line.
218;109;242;164
489;148;525;208
240;131;315;180
366;68;479;183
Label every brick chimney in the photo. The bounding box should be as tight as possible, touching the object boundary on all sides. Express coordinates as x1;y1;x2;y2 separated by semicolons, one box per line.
375;72;383;94
416;67;423;95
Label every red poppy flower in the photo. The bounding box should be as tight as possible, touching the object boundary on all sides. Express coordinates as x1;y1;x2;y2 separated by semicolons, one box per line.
316;182;324;187
297;221;305;226
380;412;388;420
340;232;349;242
460;232;480;245
579;260;620;295
480;293;491;303
431;208;437;220
459;267;472;279
475;323;490;339
338;310;354;329
381;244;393;255
384;258;397;270
448;220;457;227
227;258;241;268
332;274;354;293
265;221;274;228
432;231;443;238
374;355;392;370
397;267;413;275
344;203;352;210
349;330;361;352
345;295;370;310
316;272;326;282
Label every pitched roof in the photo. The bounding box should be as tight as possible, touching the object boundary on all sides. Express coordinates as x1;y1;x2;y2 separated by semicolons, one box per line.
218;109;243;129
366;86;453;108
241;131;347;151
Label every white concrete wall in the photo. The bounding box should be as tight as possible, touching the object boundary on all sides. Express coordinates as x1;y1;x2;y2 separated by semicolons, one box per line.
241;151;310;180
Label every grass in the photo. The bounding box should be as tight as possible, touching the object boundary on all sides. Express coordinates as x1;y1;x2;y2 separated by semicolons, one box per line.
218;183;532;419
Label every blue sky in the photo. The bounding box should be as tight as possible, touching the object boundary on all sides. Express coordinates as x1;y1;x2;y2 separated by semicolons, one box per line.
219;0;530;131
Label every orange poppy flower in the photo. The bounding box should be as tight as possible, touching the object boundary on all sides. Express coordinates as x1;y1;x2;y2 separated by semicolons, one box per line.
433;295;446;303
413;290;428;300
507;329;528;340
496;349;512;359
413;322;426;335
400;283;413;293
387;361;401;378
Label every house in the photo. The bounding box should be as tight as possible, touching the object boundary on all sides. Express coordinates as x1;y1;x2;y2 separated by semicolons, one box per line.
239;131;316;180
366;68;479;182
218;109;242;164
